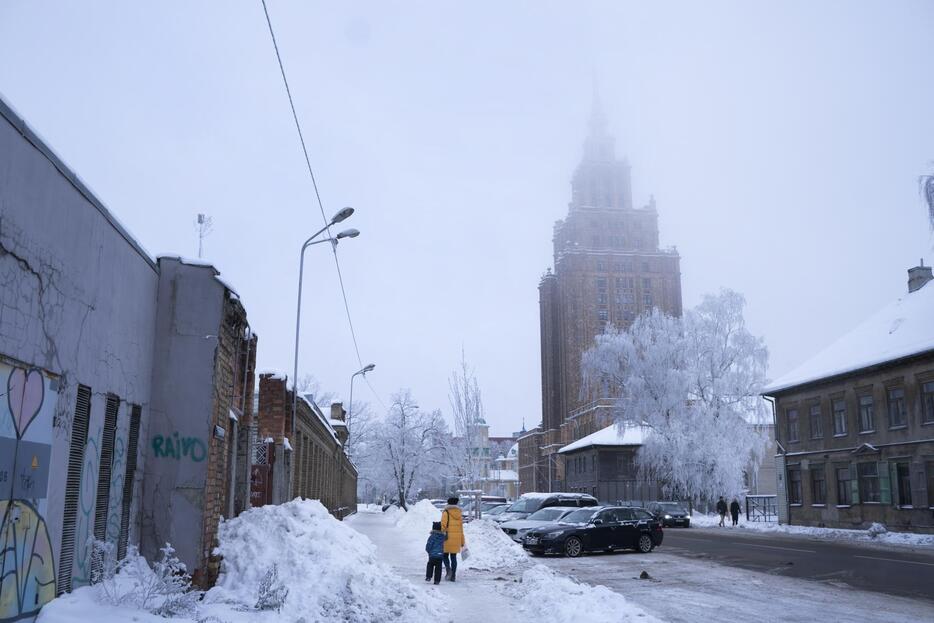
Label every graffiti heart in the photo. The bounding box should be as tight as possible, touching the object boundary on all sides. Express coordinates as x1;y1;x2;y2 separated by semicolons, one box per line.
7;367;44;440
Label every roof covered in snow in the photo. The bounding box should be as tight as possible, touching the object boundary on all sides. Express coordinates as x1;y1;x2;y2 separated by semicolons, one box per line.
485;469;518;482
558;423;648;454
764;280;934;394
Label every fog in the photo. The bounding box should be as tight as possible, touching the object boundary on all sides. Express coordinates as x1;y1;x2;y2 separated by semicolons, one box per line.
2;1;932;436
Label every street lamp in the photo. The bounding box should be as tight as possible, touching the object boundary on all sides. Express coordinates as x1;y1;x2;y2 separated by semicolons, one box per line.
291;209;359;443
348;363;375;440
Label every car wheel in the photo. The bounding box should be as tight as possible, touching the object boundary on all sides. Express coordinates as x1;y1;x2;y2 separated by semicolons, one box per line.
637;534;654;553
565;536;583;558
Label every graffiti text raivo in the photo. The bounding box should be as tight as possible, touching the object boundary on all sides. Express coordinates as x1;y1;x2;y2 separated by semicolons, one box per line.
152;433;207;462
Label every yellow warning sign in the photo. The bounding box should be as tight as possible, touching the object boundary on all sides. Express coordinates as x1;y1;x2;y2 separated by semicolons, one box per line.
31;455;39;469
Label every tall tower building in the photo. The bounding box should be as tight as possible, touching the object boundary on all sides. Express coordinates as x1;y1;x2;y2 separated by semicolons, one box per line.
519;97;683;494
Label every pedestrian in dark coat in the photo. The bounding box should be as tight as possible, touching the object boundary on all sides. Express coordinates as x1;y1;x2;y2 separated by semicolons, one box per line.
424;521;446;584
729;498;741;526
716;496;728;527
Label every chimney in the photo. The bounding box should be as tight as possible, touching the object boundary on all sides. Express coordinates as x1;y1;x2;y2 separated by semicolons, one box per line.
330;402;346;422
908;259;933;293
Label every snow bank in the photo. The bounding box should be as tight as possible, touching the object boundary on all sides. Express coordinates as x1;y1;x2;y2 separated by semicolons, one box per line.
691;513;934;548
207;499;443;622
396;498;441;531
462;520;529;571
502;564;661;623
382;503;405;522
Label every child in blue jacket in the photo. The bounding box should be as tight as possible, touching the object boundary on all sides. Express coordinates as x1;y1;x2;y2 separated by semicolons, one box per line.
425;521;446;584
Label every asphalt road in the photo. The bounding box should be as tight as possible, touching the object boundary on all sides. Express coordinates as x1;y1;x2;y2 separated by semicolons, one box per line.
660;527;934;602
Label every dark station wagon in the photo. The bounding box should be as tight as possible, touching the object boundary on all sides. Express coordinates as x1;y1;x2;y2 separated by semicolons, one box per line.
522;506;664;557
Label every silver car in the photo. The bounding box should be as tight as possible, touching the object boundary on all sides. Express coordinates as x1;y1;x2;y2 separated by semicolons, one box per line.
500;506;578;543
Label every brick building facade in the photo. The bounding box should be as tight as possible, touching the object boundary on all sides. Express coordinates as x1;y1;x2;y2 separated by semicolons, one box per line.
256;374;357;518
520;100;682;494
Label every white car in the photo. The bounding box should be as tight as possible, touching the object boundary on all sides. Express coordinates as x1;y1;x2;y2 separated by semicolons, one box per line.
499;506;578;542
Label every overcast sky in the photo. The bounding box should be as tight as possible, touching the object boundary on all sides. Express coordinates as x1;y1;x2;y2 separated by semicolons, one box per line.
2;1;932;436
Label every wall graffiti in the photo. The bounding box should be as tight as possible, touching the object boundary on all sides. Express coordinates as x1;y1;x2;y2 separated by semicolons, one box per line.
151;433;206;462
106;435;126;544
72;432;99;586
0;363;58;622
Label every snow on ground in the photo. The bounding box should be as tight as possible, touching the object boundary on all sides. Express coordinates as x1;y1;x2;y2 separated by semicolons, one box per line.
541;547;934;623
40;500;445;623
500;564;663;623
349;500;659;622
691;512;934;548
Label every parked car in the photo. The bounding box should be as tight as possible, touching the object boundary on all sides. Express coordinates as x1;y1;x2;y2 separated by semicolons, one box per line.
521;506;664;557
646;501;691;528
500;506;577;542
429;499;448;509
492;492;598;524
482;503;510;518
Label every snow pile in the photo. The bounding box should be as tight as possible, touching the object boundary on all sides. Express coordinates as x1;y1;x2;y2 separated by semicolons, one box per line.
206;499;443;622
382;504;405;521
867;522;887;537
692;513;934;548
502;564;661;623
462;520;529;571
396;499;441;531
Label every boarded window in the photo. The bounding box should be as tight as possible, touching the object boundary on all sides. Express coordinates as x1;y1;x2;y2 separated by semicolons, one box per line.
117;405;141;560
58;385;92;594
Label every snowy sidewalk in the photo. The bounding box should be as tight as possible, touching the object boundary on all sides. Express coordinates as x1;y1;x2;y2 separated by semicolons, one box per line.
347;511;531;623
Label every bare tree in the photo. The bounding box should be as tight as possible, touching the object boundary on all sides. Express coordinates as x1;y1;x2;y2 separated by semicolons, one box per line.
296;373;337;407
374;390;445;510
447;351;486;490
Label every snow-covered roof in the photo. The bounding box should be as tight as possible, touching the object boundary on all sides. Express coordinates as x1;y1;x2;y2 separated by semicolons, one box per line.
558;423;648;454
764;280;934;394
329;419;347;428
507;442;518;459
485;469;518;482
299;395;340;445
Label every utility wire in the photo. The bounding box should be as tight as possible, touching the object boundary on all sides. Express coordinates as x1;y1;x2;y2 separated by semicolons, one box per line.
260;0;386;410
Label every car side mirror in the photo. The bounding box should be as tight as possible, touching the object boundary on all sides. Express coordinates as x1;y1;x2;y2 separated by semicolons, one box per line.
592;519;603;525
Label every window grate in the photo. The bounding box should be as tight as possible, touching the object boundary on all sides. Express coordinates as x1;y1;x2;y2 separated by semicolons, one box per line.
58;385;92;595
117;405;141;560
92;394;119;580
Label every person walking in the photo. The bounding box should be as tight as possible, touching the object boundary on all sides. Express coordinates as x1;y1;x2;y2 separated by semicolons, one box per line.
730;498;741;527
716;496;728;527
424;521;445;585
441;497;466;582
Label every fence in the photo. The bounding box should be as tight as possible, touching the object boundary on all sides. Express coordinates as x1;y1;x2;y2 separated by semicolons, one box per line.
745;494;777;522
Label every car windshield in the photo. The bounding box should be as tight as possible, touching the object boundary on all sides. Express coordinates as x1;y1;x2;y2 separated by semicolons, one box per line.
527;507;568;521
633;509;655;520
560;509;598;524
481;502;505;511
507;498;544;513
658;503;686;512
485;505;508;515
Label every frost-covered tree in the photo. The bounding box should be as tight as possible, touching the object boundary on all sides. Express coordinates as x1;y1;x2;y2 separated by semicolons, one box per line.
447;351;486;490
582;289;770;503
372;390;445;510
921;168;934;229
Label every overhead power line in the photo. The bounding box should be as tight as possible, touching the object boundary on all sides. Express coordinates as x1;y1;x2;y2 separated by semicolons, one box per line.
260;0;386;411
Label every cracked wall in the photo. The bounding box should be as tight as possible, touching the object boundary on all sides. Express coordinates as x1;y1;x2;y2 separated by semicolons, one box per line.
0;100;158;613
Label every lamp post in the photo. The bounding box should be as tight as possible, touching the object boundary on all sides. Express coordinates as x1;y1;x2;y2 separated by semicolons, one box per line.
291;207;357;445
347;363;375;442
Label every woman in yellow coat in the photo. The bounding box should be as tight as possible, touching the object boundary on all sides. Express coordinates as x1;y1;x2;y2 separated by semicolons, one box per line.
441;496;466;581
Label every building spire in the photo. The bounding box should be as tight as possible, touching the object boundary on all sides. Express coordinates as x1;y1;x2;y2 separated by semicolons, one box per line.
588;77;607;139
582;78;613;162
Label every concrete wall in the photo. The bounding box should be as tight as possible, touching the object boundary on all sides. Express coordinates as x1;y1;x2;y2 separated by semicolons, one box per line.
142;257;224;575
0;98;157;620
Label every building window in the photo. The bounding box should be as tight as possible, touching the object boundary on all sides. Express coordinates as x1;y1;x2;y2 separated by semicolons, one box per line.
597;309;608;323
811;465;826;505
642;261;649;272
592;235;600;247
832;399;847;436
858;394;874;432
643;292;653;308
596;277;607;290
642;278;651;290
597;292;608;305
835;466;852;505
788;468;802;504
921;381;934;425
786;409;799;442
809;404;823;439
927;462;934;510
596;261;606;272
896;462;912;507
887;387;907;428
858;462;880;503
